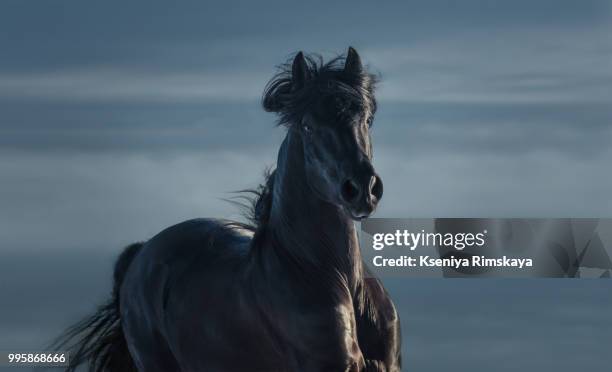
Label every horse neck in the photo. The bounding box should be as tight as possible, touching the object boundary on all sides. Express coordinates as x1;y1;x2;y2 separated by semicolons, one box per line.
266;131;363;292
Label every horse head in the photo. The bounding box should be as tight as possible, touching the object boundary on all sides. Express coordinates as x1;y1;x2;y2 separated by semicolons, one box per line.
263;47;382;220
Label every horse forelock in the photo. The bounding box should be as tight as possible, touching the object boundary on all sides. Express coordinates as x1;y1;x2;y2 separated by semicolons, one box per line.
262;52;378;127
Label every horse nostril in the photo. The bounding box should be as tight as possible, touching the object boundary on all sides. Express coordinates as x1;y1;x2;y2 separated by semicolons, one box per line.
341;179;361;203
369;175;383;201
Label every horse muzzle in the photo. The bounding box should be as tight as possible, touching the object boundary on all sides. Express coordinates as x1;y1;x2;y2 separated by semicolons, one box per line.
340;173;383;220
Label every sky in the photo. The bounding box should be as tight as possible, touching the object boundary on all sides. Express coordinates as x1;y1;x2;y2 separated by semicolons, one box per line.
0;1;611;371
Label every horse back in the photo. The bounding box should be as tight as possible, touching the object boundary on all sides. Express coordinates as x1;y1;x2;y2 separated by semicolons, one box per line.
121;218;252;314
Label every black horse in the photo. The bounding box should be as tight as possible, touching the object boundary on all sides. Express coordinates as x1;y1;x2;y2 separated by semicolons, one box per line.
57;47;401;372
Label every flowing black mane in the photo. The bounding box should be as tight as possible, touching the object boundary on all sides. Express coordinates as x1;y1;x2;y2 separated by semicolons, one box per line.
262;53;378;126
239;168;276;231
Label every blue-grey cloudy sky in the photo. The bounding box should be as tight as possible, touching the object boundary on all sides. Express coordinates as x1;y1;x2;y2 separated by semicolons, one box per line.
0;1;611;371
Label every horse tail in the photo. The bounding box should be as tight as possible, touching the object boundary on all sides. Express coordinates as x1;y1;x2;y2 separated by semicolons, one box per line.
54;242;143;372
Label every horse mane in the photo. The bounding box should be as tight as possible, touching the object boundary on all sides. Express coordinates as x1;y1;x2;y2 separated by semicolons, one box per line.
225;168;276;234
262;51;378;126
245;168;276;229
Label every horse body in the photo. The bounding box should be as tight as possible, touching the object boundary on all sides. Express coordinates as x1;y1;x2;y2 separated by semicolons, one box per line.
57;47;401;372
121;133;400;371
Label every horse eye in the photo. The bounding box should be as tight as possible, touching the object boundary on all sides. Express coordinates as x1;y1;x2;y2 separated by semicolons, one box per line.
302;124;312;134
366;117;374;127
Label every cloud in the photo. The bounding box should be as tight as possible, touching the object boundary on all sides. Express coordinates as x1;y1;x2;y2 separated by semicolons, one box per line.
374;146;612;218
2;25;610;108
0;150;276;253
385;279;612;371
366;26;612;104
0;69;267;103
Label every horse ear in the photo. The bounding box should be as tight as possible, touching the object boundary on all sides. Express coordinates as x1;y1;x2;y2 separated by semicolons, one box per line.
344;46;362;74
291;51;308;90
